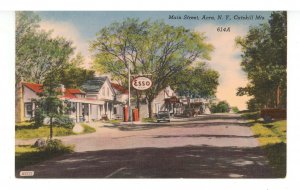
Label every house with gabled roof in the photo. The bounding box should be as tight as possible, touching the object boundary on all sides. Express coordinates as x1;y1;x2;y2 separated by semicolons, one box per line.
16;82;95;122
15;76;128;123
81;76;119;120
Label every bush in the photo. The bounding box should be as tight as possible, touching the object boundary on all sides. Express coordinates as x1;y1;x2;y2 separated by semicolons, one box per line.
210;101;230;113
241;112;260;121
41;139;74;153
247;98;260;112
53;115;74;129
231;106;239;113
81;124;96;133
33;108;45;128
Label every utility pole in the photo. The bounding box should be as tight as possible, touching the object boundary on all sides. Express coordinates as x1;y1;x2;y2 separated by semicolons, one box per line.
128;63;132;122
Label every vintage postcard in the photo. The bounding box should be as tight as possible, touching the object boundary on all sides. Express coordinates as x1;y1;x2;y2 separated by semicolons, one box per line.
15;11;287;178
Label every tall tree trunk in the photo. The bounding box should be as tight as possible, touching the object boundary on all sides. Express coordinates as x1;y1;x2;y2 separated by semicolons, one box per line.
135;90;141;118
147;100;153;118
50;117;53;140
276;85;280;108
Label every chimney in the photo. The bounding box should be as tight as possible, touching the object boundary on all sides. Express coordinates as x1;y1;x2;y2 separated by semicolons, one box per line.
15;80;24;122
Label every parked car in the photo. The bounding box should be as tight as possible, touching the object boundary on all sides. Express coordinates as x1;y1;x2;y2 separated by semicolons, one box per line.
156;111;171;123
182;108;196;118
260;108;286;122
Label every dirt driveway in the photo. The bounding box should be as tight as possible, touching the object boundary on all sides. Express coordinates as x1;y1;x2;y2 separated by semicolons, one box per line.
16;113;276;178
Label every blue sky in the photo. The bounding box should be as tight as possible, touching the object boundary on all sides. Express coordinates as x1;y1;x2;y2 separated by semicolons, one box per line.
37;11;272;110
38;11;272;40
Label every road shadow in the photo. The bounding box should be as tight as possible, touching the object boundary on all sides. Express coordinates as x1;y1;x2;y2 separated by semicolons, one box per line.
152;134;255;139
16;145;279;178
100;114;250;131
103;121;251;132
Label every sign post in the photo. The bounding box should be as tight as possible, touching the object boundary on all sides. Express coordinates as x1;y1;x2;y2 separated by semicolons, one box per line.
132;76;152;91
128;74;152;123
128;64;131;123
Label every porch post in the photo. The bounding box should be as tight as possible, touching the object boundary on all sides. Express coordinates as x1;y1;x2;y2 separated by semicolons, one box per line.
97;105;101;120
88;104;91;122
76;102;80;123
110;102;112;119
106;102;109;116
32;101;35;118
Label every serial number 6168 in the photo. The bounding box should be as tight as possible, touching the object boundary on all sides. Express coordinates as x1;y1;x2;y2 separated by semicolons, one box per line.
217;27;231;32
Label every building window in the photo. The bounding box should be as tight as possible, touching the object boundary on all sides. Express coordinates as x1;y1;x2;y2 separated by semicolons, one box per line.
24;103;32;118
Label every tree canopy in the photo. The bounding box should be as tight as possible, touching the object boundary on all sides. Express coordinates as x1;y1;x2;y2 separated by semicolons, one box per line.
236;11;287;110
16;12;74;84
170;63;219;99
91;18;213;117
16;11;95;87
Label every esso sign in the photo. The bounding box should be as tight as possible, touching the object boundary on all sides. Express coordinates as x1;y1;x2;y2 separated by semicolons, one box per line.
132;76;152;90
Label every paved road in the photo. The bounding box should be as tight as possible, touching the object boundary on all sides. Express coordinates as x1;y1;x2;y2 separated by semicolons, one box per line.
16;113;276;178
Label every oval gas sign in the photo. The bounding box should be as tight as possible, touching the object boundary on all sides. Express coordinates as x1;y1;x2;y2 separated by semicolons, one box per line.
132;76;152;90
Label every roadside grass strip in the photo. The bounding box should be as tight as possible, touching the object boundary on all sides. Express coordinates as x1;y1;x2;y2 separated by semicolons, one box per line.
16;125;75;139
16;122;96;140
251;120;286;145
250;119;286;177
81;123;96;133
15;142;74;170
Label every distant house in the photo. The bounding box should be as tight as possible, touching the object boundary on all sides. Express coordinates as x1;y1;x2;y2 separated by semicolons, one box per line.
81;77;125;120
15;82;99;123
139;86;181;118
16;75;128;123
111;83;129;118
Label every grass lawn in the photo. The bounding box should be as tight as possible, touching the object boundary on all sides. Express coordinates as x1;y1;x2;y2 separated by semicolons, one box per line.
15;143;73;170
243;113;287;177
107;119;122;125
16;122;96;140
81;123;96;133
142;117;157;123
16;124;75;140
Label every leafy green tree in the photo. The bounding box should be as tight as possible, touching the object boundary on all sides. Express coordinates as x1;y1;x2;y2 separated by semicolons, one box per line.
210;101;230;113
16;12;74;84
171;63;219;100
16;11;40;83
231;106;239;113
60;54;95;88
34;73;64;139
16;12;78;89
246;98;261;112
91;18;213;117
236;11;287;109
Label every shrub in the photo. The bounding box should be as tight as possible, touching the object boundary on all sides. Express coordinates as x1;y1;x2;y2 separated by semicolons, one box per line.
231;106;239;113
33;108;45;128
41;139;74;153
241;112;260;121
81;124;96;133
210;101;230;113
53;115;74;129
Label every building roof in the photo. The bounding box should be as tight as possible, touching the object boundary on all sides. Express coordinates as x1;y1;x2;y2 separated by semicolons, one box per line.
81;76;108;93
23;82;85;99
23;82;43;93
111;83;128;94
62;89;85;99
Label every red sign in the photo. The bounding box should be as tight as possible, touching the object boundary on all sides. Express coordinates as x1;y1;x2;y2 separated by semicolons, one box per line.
132;76;152;90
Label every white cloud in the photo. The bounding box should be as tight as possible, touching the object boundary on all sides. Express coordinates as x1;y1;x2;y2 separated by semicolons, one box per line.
195;24;251;110
39;20;91;68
